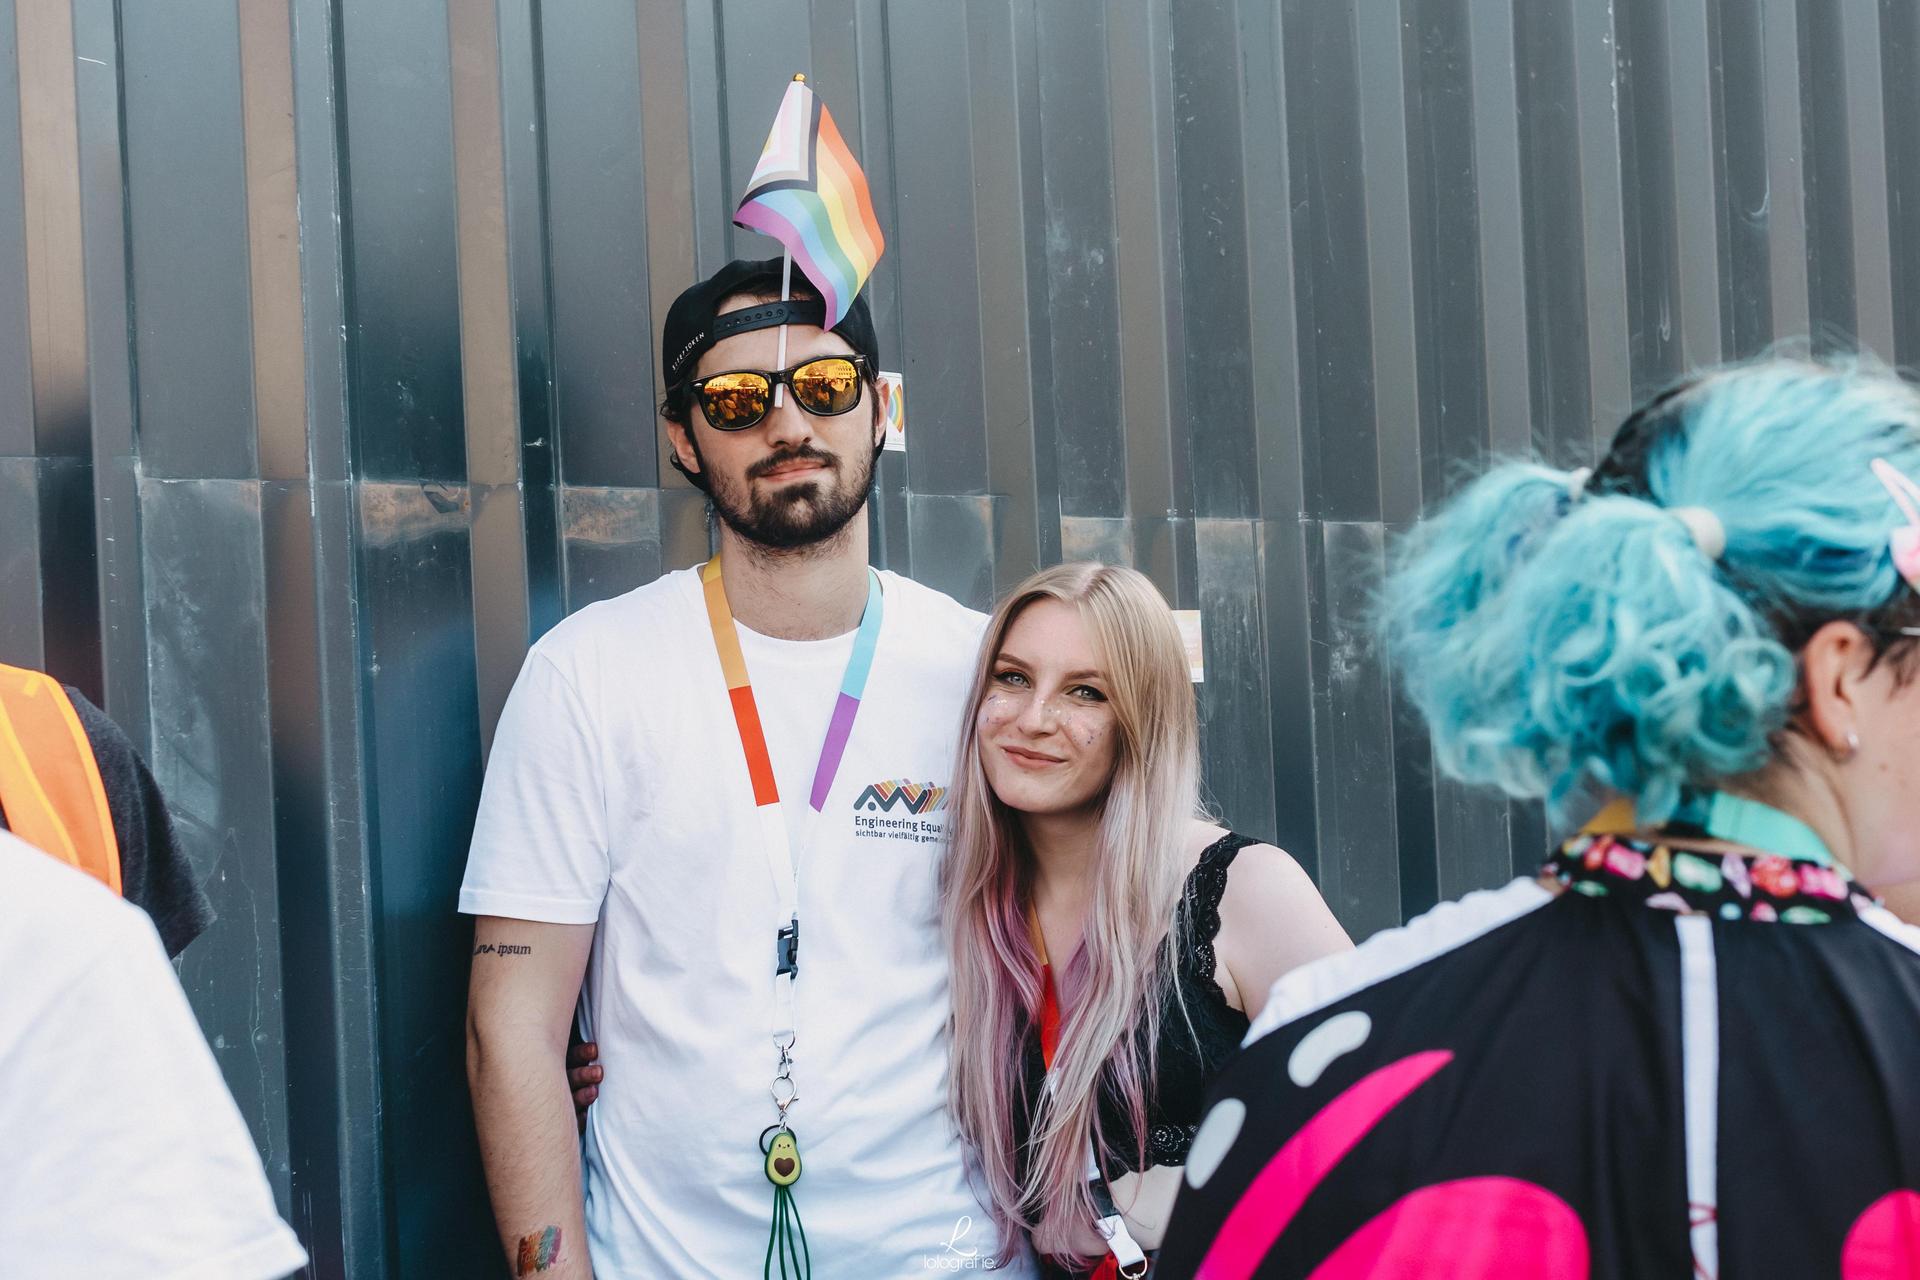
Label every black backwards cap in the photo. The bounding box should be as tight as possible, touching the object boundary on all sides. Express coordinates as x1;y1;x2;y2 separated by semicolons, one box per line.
660;256;879;391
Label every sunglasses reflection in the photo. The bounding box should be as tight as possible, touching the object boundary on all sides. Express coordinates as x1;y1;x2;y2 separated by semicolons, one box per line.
696;357;863;430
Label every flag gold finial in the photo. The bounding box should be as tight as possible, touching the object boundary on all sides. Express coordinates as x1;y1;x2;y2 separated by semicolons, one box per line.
793;73;807;82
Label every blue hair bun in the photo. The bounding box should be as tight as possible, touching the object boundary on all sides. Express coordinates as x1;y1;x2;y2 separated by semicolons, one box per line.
1384;357;1920;821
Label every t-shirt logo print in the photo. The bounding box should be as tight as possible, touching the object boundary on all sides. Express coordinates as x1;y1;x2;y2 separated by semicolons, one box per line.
852;779;948;814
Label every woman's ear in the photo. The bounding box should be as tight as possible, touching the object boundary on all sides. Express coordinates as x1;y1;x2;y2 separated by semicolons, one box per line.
1799;620;1877;758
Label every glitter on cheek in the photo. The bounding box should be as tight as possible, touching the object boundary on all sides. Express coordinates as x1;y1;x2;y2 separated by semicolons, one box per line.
978;691;1020;727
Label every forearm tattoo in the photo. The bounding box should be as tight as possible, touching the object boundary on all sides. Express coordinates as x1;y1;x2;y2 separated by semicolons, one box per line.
473;942;534;957
516;1225;563;1274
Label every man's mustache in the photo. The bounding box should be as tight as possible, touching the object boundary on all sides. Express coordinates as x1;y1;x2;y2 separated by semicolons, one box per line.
748;447;840;480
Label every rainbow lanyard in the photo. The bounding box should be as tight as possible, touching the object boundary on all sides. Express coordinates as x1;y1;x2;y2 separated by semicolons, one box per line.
700;556;884;1108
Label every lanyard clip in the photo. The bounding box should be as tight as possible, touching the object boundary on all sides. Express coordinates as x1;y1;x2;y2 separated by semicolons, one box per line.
775;917;800;979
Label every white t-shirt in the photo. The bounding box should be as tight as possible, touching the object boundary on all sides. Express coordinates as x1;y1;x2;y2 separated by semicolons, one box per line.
0;830;308;1280
461;566;1032;1278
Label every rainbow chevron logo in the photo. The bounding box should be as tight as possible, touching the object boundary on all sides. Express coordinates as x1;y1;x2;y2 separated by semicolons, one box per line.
853;779;949;815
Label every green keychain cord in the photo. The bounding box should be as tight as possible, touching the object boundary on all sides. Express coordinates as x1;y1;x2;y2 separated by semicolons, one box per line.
765;1177;810;1280
763;1125;810;1280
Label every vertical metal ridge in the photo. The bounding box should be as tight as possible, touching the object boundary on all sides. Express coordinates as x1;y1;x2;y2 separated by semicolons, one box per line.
240;0;307;485
280;0;388;1268
1666;0;1723;368
1356;0;1420;527
1760;0;1810;343
450;0;528;752
1838;1;1894;358
1474;0;1531;458
16;0;87;454
72;0;143;734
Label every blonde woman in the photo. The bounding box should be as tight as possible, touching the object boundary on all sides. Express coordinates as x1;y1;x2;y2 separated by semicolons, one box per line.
941;563;1351;1278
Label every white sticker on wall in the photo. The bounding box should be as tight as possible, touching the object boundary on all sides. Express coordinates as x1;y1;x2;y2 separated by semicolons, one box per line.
1173;609;1205;683
878;370;906;452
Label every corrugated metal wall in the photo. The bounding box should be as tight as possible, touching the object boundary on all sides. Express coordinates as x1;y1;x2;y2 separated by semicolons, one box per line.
5;0;1916;1273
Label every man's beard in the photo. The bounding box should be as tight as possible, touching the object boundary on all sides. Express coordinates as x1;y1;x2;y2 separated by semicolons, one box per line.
699;439;875;552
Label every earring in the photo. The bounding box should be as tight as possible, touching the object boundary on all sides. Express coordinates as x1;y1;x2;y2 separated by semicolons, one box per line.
1838;729;1862;762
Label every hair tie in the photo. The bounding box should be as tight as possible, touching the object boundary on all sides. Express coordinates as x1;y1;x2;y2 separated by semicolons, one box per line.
1670;507;1726;561
1564;467;1593;503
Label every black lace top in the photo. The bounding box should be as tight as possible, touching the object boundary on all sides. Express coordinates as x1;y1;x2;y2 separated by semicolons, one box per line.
1014;832;1258;1178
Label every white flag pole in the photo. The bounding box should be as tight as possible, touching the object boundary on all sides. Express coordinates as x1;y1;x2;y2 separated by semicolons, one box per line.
774;249;792;409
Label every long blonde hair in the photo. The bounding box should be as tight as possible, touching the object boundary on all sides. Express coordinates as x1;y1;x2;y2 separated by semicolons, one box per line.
940;562;1202;1264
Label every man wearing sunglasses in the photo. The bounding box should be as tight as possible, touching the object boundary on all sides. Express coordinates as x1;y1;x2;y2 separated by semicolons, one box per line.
462;258;1029;1278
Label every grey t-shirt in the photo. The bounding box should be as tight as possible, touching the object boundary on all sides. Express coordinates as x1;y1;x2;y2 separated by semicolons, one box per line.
0;685;214;958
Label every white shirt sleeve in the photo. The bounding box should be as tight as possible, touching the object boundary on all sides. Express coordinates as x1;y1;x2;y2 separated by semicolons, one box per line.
0;881;308;1280
459;646;611;923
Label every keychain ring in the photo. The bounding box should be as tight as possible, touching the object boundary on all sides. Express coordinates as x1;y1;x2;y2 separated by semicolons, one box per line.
770;1076;799;1108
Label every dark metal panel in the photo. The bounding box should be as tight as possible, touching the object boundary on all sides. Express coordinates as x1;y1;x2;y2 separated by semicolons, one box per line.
141;477;292;1209
1569;0;1634;443
1034;0;1124;519
0;457;43;667
682;0;731;276
1760;0;1811;342
339;0;466;481
1305;519;1401;940
120;0;258;481
1838;0;1895;360
1058;515;1134;567
1713;0;1775;356
448;0;517;490
471;482;531;757
1797;0;1858;350
808;0;863;121
542;0;655;490
1403;0;1490;503
718;0;813;264
1883;0;1920;367
72;0;147;739
905;492;996;612
968;1;1046;593
1353;0;1421;527
1259;517;1319;877
1109;1;1191;601
1614;0;1685;395
889;3;991;498
637;0;700;493
35;456;99;695
1471;0;1534;461
1175;0;1264;522
493;0;563;645
560;484;663;611
1513;0;1591;465
848;0;906;572
1010;0;1065;576
1194;519;1277;843
449;0;531;744
0;0;35;453
283;0;390;1266
260;479;352;1277
1664;0;1723;368
1238;0;1304;523
16;0;88;458
240;0;308;485
355;480;493;1279
1282;0;1380;523
1387;680;1440;924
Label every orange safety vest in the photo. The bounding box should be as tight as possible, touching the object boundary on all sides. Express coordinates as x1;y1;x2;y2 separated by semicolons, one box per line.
0;664;122;894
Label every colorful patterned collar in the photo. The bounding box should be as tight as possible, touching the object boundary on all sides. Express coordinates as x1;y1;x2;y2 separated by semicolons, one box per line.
1583;791;1840;867
1544;833;1874;925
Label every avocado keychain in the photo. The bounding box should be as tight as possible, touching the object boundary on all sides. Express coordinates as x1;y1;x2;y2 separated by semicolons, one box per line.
762;1125;810;1279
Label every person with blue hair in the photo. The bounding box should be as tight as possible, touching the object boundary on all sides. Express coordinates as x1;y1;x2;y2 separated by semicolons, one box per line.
1155;357;1920;1280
